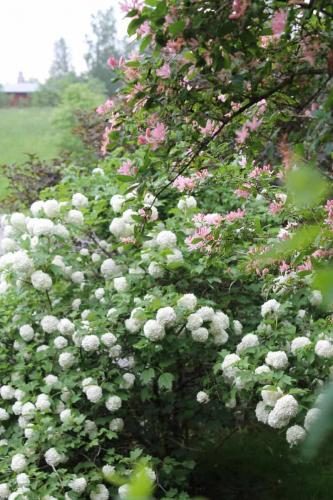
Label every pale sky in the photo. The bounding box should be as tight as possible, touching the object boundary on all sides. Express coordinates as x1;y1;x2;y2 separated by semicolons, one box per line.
0;0;129;84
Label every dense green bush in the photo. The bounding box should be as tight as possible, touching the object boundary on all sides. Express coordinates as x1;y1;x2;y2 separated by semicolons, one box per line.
0;1;332;498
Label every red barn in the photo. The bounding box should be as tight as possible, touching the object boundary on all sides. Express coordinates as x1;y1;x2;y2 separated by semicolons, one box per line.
1;79;39;107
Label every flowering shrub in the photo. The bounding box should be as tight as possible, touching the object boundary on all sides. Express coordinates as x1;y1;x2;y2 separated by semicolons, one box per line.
0;0;333;498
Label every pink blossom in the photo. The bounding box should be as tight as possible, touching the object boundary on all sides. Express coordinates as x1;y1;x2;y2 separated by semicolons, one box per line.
138;122;167;150
138;207;158;221
217;94;228;102
279;261;290;273
119;0;143;13
199;120;219;136
96;99;114;115
272;9;288;37
120;237;136;244
173;176;196;192
156;63;171;79
107;56;118;69
246;116;262;131
235;189;250;199
235;125;249;144
225;209;246;222
137;20;151;36
195;169;211;180
117;160;138;176
269;202;283;215
229;0;249;20
193;213;223;226
297;259;312;272
164;38;184;55
249;164;272;178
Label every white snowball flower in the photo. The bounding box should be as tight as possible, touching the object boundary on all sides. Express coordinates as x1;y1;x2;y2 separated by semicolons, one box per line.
72;193;88;209
166;248;183;264
236;334;259;354
0;483;10;499
58;352;75;370
72;298;81;310
10;213;26;230
16;473;29;488
197;306;215;322
143;320;165;341
186;313;203;331
268;395;299;429
30;200;44;216
66;209;84;225
95;287;105;300
68;477;87;493
92;253;101;263
265;351;288;370
212;331;229;345
255;365;271;375
109;418;124;432
233;320;243;336
54;336;68;350
31;270;52;291
58;318;75;336
11;454;27;472
60;409;72;423
100;258;118;278
114;277;129;293
102;464;115;477
286;425;306;447
12;401;23;416
304;407;321;431
125;318;142;333
21;402;35;419
110;345;122;358
148;261;164;278
19;325;34;342
35;394;51;412
261;299;280;317
196;391;210;404
43;200;60;218
291;336;311;354
255;401;270;424
0;385;15;400
0;409;9;421
177;294;197;311
85;385;103;403
315;339;333;358
71;271;85;284
101;332;117;347
82;335;100;352
41;315;59;333
105;395;122;412
310;290;322;306
90;484;109;500
1;237;17;253
156;306;177;326
221;354;240;378
110;194;125;213
118;485;129;499
44;448;63;467
177;196;197;210
92;167;105;176
261;386;283;407
44;374;58;386
156;230;177;248
191;327;209;342
121;373;135;389
53;223;69;239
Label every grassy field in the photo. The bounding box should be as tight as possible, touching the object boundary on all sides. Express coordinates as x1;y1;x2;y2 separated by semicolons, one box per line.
0;107;58;164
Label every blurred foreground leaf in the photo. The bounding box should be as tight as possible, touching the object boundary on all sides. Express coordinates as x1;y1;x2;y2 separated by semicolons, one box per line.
313;266;333;309
286;166;329;209
303;382;333;459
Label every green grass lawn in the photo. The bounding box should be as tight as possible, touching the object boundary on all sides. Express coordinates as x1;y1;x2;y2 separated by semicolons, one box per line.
0;107;58;164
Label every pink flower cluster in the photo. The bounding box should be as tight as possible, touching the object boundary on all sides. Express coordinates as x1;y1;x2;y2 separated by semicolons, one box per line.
229;0;249;19
225;209;246;222
185;226;215;252
138;122;167;150
325;200;333;229
156;63;171;79
199;119;219;136
117;160;138;176
100;113;120;156
249;164;272;179
235;101;266;144
107;56;125;69
96;99;114;115
272;9;288;37
172;169;211;192
119;0;143;14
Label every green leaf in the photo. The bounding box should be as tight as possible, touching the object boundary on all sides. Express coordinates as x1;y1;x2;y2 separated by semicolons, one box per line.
313;265;333;309
286;166;329;209
0;177;10;201
168;20;185;37
140;368;155;385
158;372;174;391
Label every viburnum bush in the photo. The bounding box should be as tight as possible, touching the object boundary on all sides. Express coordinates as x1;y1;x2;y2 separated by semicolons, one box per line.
0;0;333;498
